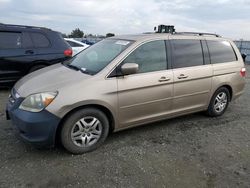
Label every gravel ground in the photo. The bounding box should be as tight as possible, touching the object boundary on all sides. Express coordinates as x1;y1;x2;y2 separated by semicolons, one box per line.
0;66;250;188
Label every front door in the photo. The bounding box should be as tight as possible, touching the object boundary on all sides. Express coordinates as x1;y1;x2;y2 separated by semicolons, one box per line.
117;40;174;128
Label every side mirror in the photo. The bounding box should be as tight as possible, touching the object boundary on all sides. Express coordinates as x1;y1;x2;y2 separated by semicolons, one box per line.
121;63;139;75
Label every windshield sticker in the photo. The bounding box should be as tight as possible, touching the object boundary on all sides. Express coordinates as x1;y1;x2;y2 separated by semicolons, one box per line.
115;40;130;46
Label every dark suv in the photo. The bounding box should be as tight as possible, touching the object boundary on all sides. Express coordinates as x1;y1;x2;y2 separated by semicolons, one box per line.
0;23;72;87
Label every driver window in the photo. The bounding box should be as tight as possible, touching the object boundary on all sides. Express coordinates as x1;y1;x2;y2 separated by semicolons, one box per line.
122;40;167;73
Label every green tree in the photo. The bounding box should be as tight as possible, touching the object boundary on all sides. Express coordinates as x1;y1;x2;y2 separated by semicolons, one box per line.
106;33;115;38
86;34;93;37
68;28;84;38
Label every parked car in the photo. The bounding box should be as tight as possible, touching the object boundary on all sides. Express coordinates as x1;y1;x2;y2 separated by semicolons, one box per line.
0;23;72;87
64;38;89;56
6;32;246;154
81;39;95;45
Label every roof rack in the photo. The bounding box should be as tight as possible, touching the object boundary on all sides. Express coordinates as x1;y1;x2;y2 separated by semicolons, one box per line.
0;23;51;30
154;25;175;34
175;32;221;37
143;32;155;34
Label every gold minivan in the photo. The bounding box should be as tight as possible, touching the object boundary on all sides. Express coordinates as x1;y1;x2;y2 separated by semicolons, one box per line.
6;33;246;154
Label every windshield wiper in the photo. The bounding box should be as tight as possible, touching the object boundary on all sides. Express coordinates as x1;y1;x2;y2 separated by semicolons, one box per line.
64;63;93;75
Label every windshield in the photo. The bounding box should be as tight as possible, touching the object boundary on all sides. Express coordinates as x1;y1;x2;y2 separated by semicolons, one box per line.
63;39;133;75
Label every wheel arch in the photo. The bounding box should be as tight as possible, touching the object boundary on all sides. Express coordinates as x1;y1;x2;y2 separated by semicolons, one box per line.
28;60;50;73
55;104;116;145
222;85;233;101
211;84;233;102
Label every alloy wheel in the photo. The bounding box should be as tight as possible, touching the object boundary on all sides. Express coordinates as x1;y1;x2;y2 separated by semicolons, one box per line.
71;116;102;147
214;92;228;113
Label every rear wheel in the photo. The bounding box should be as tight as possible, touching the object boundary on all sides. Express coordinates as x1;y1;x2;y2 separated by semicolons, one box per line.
61;108;109;154
206;87;230;117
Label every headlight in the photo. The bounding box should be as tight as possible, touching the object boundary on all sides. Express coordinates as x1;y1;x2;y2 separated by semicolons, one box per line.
19;92;58;112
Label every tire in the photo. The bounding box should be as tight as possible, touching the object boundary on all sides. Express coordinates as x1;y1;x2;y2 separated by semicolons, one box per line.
206;87;230;117
29;64;47;73
61;108;109;154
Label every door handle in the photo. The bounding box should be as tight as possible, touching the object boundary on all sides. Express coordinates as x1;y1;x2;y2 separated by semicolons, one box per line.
25;50;34;54
177;74;188;79
158;76;171;82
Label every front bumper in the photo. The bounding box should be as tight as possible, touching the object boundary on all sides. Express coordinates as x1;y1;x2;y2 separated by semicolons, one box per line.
6;94;61;147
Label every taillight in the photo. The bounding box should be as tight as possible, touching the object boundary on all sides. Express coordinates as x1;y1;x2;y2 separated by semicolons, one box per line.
240;67;246;77
64;49;72;57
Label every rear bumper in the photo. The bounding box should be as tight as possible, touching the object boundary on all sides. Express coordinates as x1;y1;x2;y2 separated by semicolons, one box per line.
232;79;246;101
6;100;60;147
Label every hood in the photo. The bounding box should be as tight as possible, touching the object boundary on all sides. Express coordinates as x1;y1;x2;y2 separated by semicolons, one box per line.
15;63;91;97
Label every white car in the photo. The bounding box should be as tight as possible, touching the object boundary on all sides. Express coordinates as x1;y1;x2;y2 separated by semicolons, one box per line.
64;38;89;56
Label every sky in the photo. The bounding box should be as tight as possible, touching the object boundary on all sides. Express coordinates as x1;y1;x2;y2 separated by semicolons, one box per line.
0;0;250;40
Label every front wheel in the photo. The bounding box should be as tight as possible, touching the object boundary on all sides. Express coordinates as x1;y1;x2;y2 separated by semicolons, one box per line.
206;87;230;117
61;108;109;154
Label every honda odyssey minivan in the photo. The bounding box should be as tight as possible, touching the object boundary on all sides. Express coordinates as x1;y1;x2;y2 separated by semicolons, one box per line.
6;33;246;154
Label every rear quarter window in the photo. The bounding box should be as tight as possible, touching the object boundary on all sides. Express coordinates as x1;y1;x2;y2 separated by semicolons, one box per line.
207;40;237;64
0;32;22;49
30;32;50;48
